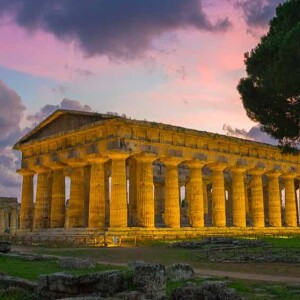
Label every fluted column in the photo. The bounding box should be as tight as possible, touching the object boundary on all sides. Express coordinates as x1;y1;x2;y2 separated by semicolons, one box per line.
203;179;209;214
87;154;108;229
128;158;137;226
17;168;35;230
163;158;182;228
187;161;204;227
32;165;51;229
282;174;297;227
68;159;87;228
0;209;5;233
249;169;265;227
266;171;282;227
231;167;246;227
135;153;156;227
109;152;129;228
10;209;18;233
210;164;226;227
185;181;191;219
48;162;66;228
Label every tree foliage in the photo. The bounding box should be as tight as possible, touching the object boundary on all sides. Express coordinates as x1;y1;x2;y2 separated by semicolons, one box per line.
237;0;300;148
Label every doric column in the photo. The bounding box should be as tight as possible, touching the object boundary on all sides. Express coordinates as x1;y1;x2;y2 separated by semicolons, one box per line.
210;164;227;227
10;209;17;233
282;173;298;227
17;168;35;230
0;209;5;233
87;154;108;229
266;171;282;227
47;162;66;228
203;178;209;214
186;161;205;227
230;167;246;227
185;181;191;219
108;152;129;228
67;158;87;228
163;158;182;228
128;158;137;226
154;181;165;225
249;169;265;227
135;153;156;228
32;165;51;229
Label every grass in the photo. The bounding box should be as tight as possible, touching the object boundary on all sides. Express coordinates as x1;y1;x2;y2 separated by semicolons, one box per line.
264;237;300;247
0;256;124;281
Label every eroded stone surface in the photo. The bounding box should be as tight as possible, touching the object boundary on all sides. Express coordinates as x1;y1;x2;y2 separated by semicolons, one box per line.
166;263;195;282
58;257;96;269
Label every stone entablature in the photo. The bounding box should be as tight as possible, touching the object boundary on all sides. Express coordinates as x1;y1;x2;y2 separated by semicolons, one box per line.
13;109;300;232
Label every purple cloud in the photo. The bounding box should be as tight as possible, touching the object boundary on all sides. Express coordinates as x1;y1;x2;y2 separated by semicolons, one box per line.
0;0;231;60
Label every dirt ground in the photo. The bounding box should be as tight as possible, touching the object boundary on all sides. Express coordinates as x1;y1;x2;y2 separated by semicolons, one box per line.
12;245;300;283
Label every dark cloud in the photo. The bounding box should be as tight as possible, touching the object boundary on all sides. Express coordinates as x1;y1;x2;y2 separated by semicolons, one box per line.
0;0;231;60
27;98;92;125
236;0;284;27
223;124;277;145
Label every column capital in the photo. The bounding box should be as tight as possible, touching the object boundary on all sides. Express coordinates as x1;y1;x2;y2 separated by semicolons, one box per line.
86;153;109;164
160;156;183;167
66;157;87;168
46;161;67;170
208;162;227;171
265;170;281;178
17;168;35;176
107;150;130;160
248;168;265;176
281;172;297;180
229;166;247;174
185;159;205;169
134;152;157;163
31;165;51;174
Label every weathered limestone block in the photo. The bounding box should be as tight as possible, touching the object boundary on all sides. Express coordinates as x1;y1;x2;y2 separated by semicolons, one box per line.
210;164;226;227
109;152;129;228
87;155;108;229
58;257;96;269
49;162;66;228
133;263;166;300
0;273;36;292
166;263;195;282
37;271;124;299
186;161;205;228
68;159;87;228
249;169;265;227
282;174;298;227
135;154;156;228
163;158;181;228
231;167;246;227
17;168;35;230
266;171;282;227
0;241;11;253
170;281;242;300
127;261;146;270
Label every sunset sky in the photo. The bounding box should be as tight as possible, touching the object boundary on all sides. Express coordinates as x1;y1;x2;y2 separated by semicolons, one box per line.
0;0;283;198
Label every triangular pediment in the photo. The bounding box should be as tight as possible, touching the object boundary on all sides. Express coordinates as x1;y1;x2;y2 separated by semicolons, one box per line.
14;109;117;148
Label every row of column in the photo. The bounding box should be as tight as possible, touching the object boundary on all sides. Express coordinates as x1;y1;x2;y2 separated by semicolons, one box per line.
18;155;299;230
0;208;18;234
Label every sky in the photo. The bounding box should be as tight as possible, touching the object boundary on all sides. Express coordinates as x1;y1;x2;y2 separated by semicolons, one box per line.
0;0;284;199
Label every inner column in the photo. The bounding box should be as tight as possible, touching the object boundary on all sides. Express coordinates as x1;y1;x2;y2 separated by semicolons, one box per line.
210;163;227;227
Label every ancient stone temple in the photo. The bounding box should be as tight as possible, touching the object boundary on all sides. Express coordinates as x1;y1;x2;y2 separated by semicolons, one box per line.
0;197;19;234
13;109;300;240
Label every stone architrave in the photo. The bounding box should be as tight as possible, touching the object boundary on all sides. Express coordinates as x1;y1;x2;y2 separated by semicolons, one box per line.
186;160;205;227
108;151;129;228
266;171;282;227
230;167;247;227
67;158;87;228
48;162;66;228
249;169;265;227
17;168;35;230
162;158;182;228
135;153;156;228
282;173;298;227
210;163;227;227
87;154;108;229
